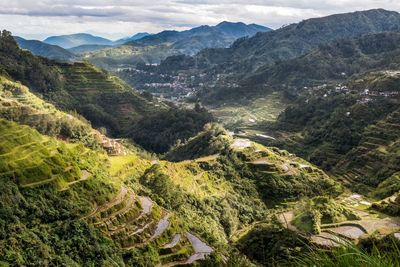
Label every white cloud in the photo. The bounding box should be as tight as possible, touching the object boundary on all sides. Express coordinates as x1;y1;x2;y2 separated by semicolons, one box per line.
0;0;399;40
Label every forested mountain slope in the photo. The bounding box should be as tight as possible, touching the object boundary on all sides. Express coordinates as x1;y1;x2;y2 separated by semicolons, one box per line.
264;71;400;197
0;30;162;136
244;32;400;88
194;9;400;72
14;36;77;62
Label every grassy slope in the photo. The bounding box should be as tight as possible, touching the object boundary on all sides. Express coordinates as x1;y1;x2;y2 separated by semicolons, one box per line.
0;114;339;265
0;119;108;190
209;91;286;129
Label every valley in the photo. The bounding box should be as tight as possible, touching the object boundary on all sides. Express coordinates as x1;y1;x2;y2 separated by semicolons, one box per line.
0;6;400;267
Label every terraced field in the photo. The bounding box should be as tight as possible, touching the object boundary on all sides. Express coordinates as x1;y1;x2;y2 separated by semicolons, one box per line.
59;62;163;133
84;156;214;266
0;117;214;265
334;108;400;190
210;91;286;129
156;160;229;199
0;75;132;154
0;75;87;128
0;119;103;189
280;194;400;248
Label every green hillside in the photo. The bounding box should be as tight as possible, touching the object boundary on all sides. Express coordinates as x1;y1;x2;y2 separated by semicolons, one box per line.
0;30;165;136
0;112;345;266
245;32;400;89
2;8;400;266
263;71;400;198
0;118;212;266
83;44;178;70
0;75;101;148
56;61;161;134
0;119;95;188
14;36;77;62
0;118;120;265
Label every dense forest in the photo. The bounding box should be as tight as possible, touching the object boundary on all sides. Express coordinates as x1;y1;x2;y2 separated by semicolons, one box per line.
129;104;214;153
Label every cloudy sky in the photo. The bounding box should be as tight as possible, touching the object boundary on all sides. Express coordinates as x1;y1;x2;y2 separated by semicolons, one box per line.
1;0;399;40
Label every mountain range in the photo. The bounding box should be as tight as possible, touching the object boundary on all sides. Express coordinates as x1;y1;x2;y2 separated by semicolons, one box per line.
130;22;269;48
130;9;400;104
14;22;269;67
113;32;151;45
14;36;77;62
81;21;270;68
43;32;153;50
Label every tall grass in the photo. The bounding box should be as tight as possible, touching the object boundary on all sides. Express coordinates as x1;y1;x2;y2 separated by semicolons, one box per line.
292;239;400;267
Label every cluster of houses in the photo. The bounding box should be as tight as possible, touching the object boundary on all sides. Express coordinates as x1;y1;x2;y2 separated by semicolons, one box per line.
358;88;400;103
101;138;127;156
302;78;400;104
93;131;127;156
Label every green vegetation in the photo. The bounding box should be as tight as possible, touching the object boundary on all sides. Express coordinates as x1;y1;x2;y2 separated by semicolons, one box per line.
0;75;100;148
0;119;122;265
14;36;77;62
209;91;286;129
165;123;230;161
293;197;360;234
137;9;400;105
292;236;400;267
129;104;214;153
133;128;340;252
372;193;400;216
237;223;310;266
84;43;177;70
0;118;215;266
57;61;160;135
374;173;400;199
262;71;400;197
136;157;269;245
0;119;103;188
2;9;400;266
245;32;400;88
0;31;165;138
0;30;62;93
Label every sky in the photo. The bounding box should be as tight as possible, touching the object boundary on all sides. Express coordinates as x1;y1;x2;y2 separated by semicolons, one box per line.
1;0;399;41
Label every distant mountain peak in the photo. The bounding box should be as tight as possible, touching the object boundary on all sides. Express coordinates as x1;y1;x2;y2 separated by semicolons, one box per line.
113;32;151;45
44;33;113;49
129;21;271;47
132;32;150;38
